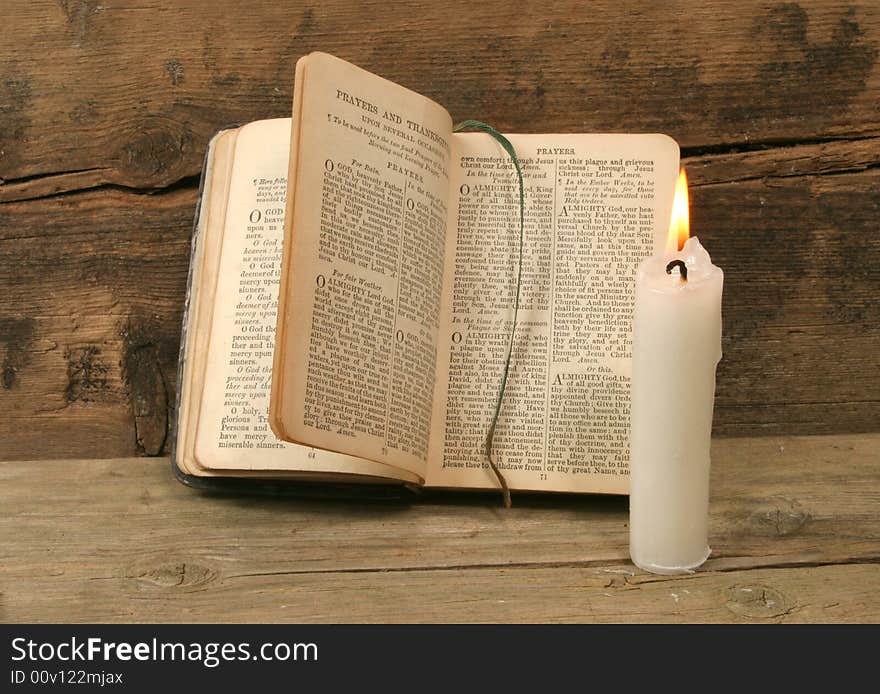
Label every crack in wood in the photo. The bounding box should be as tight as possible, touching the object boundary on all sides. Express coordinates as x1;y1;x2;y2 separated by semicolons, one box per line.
0;172;202;204
225;558;631;579
680;132;880;158
685;134;880;188
0;165;111;186
691;160;880;188
720;399;880;408
1;135;877;204
122;334;170;457
222;554;880;581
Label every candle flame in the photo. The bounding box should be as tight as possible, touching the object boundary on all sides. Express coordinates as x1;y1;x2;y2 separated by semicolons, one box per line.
666;168;690;254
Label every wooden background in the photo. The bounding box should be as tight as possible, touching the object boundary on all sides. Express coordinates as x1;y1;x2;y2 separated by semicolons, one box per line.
1;0;878;460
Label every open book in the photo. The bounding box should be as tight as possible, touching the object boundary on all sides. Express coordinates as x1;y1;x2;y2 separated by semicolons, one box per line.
173;52;679;495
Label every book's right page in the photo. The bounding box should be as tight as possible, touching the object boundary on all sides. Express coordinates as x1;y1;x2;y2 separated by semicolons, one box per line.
426;133;679;493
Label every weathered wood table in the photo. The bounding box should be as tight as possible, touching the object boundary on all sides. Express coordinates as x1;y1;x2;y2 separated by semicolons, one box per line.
1;2;878;622
2;434;878;622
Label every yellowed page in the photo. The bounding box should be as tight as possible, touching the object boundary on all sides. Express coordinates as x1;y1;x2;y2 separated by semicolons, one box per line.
426;133;679;493
271;53;453;479
191;117;419;484
176;128;238;475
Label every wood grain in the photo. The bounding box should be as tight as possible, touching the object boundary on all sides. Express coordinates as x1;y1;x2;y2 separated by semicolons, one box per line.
1;1;878;189
1;434;877;622
0;0;878;458
0;189;194;459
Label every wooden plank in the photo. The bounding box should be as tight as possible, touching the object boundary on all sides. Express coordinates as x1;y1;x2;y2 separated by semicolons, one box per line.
0;189;194;459
1;1;878;190
689;136;880;186
694;170;880;436
1;434;878;622
5;561;878;623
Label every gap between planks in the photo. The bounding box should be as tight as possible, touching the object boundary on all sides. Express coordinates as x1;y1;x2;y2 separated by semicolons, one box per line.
1;135;878;204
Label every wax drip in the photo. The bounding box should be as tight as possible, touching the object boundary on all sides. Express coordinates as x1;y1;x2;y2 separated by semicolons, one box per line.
453;120;524;508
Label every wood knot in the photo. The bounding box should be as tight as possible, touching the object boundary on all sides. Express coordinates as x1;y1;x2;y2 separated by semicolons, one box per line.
122;340;168;456
725;583;792;619
0;316;35;389
748;496;810;537
119;117;193;188
128;560;216;590
164;59;184;86
65;345;110;403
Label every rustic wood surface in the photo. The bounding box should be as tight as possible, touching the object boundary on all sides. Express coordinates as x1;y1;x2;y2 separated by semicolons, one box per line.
1;434;878;622
1;1;878;459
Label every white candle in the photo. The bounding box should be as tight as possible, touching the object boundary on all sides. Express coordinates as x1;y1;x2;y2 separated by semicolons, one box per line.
629;169;723;574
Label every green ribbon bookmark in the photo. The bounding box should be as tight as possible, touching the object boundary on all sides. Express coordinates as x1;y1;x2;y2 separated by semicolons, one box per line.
452;120;525;508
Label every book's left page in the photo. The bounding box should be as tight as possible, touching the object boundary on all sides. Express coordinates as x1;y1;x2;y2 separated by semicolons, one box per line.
178;117;421;485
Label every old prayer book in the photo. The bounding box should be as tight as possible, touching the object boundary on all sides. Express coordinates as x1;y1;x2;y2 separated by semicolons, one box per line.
173;52;679;495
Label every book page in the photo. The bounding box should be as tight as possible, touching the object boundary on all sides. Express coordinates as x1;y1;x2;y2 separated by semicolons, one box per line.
190;117;421;484
426;134;679;493
271;53;453;478
175;127;238;476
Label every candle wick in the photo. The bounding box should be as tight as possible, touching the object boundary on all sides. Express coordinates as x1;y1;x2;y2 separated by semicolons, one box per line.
666;259;688;282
